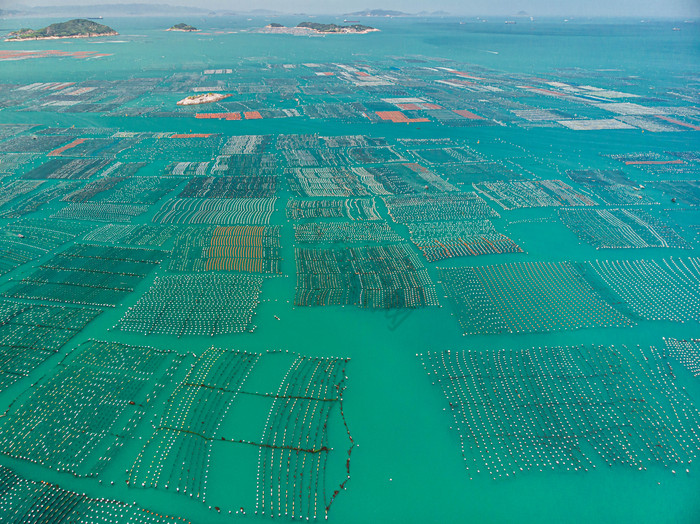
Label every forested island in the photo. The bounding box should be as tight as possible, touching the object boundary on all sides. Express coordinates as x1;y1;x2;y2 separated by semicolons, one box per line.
6;19;118;41
260;22;378;34
167;23;198;32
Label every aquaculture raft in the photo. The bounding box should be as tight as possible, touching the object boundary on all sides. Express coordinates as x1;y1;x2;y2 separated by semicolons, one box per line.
419;345;700;479
118;274;263;336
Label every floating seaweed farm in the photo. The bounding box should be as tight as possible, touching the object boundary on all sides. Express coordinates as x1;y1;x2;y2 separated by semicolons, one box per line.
0;465;189;524
4;244;163;307
118;274;263;335
559;208;689;249
128;348;352;521
407;220;522;261
295;244;438;308
383;193;499;223
152;198;276;224
170;225;281;273
473;180;598;210
664;338;700;377
439;262;633;335
0;300;100;391
286;197;381;220
0;340;184;477
295;221;402;244
582;258;700;322
419;345;700;479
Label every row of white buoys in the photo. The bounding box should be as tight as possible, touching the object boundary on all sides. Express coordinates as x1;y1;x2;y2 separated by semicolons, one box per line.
383;192;498;223
419;345;700;480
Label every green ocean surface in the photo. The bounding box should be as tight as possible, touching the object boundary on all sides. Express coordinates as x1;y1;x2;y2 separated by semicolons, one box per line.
0;15;698;524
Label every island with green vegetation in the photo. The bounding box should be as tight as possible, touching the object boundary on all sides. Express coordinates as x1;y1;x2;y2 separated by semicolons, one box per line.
167;23;199;32
5;19;118;41
260;22;378;35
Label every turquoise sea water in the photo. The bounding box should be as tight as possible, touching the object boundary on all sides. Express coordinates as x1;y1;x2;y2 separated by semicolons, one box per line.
0;15;698;524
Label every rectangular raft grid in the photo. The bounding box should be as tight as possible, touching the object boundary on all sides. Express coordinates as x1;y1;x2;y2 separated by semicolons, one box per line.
567;169;656;206
584;258;700;322
295;244;438;308
294;221;402;244
0;218;90;275
473;180;598;210
286;198;381;221
287;168;369;197
4;244;163;307
407;220;523;261
128;347;352;521
255;354;352;521
559;208;689;249
0;181;78;219
0;465;190;524
21;158;110;180
169;225;282;273
178;176;278;198
418;345;700;480
128;347;260;501
383;193;499;223
118;274;263;336
664;338;700;377
83;224;179;246
52;202;151;222
152;197;276;225
0;339;184;477
438;262;633;335
0;300;100;391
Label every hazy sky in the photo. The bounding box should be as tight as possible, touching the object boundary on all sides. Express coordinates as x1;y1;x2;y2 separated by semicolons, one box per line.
12;0;700;17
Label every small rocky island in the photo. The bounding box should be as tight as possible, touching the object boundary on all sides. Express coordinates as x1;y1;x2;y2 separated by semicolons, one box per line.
167;23;198;32
6;19;118;41
176;93;231;106
260;22;378;35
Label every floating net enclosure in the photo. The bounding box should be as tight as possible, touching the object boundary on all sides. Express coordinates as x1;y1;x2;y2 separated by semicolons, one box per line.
582;258;700;322
0;300;100;391
0;340;184;477
407;220;522;261
438;262;633;335
559;208;689;249
0;465;189;524
419;345;700;479
296;244;438;308
170;225;281;273
118;274;263;336
286;198;381;221
4;244;163;307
